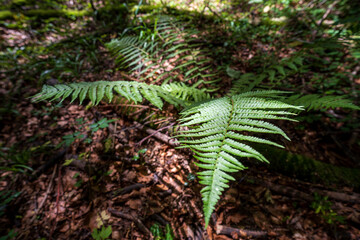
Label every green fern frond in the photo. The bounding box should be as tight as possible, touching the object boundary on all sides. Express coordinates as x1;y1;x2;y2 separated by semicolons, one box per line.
106;16;217;87
32;81;190;109
227;68;267;94
177;95;303;227
161;82;211;102
285;94;360;111
105;36;158;72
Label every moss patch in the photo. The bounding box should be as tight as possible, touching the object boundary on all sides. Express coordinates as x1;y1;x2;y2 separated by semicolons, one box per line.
0;10;13;20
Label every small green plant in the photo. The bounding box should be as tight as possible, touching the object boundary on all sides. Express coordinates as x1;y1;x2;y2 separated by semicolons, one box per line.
150;223;174;240
91;225;112;240
72;172;83;188
89;118;116;133
0;190;21;217
0;142;52;173
0;229;17;240
133;148;147;161
61;131;87;147
59;118;116;148
311;193;345;224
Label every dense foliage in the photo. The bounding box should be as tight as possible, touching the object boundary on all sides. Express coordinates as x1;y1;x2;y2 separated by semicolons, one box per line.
1;0;359;238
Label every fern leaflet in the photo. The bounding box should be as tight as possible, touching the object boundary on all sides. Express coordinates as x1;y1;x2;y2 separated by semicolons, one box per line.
31;81;211;109
285;94;360;111
177;92;303;227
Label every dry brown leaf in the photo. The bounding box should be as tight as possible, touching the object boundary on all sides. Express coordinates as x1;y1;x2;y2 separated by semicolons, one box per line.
225;213;247;225
86;211;100;230
252;211;268;229
216;212;224;226
122;170;137;182
96;210;111;227
125;199;142;210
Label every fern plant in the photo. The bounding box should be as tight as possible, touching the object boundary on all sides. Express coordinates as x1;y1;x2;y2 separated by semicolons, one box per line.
32;15;359;229
33;82;301;227
106;16;219;86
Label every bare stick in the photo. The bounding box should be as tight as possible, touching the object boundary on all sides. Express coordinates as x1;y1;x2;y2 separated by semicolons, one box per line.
133;121;180;147
30;165;58;223
137;122;175;146
120;72;141;82
110;183;146;197
108;208;152;237
216;225;268;238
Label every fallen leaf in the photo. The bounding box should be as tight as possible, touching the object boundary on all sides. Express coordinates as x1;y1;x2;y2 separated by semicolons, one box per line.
122;170;137;182
96;210;111;227
226;213;247;225
126;199;142;210
252;211;267;229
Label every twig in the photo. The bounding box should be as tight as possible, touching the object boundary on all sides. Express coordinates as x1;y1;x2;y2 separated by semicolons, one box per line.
108;208;153;238
317;0;339;27
216;225;268;238
31;149;66;180
137;122;175;146
309;188;360;204
50;165;62;239
119;71;141;82
30;165;58;223
99;104;151;108
311;0;339;39
257;179;360;204
89;0;97;11
255;179;314;202
348;65;359;148
110;183;146;197
150;214;169;226
205;2;222;20
133;121;180;147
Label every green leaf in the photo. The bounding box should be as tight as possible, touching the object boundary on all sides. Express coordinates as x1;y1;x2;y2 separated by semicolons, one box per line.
178;93;301;227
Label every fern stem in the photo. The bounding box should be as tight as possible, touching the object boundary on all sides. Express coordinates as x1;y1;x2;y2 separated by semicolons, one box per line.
203;98;235;227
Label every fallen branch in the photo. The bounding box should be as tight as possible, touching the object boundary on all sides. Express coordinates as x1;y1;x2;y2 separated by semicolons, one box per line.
137;122;175;146
120;72;141;82
254;178;360;205
133;121;180;147
263;180;314;202
216;225;268;238
108;208;152;238
109;183;146;198
310;188;360;204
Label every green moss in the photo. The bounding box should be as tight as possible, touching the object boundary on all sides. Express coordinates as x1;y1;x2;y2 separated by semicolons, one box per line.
26;9;89;18
0;10;13;20
0;8;90;20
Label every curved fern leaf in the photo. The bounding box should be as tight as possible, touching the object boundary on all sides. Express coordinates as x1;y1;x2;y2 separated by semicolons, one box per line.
177;95;303;227
32;81;210;108
32;81;196;109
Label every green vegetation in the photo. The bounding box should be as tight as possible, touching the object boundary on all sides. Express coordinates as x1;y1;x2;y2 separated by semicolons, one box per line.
1;0;359;237
150;223;174;240
91;225;112;240
311;193;346;224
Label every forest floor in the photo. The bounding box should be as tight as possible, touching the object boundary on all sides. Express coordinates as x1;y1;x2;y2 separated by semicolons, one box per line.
1;1;360;239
